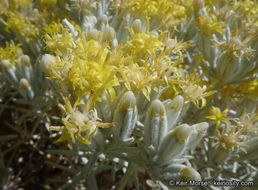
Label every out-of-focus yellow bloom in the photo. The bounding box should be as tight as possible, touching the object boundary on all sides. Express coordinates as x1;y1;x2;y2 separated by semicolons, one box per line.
5;15;39;40
206;106;231;129
113;0;186;27
221;79;258;99
0;41;22;66
197;15;225;36
233;0;258;19
8;0;33;10
40;0;57;6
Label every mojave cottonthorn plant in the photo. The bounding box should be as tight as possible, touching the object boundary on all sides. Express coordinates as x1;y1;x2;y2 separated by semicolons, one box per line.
0;0;257;189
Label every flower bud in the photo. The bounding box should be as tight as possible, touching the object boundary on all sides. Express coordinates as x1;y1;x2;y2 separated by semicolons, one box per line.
156;124;192;165
132;19;142;33
40;54;56;75
113;91;137;142
162;164;201;182
103;26;116;42
1;60;18;82
164;95;184;131
20;78;31;90
187;122;209;150
180;167;201;181
1;59;12;72
144;99;167;153
19;55;31;67
19;78;34;98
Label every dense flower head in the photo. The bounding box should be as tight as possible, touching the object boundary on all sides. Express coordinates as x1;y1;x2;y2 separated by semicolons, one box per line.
5;15;39;40
43;22;75;55
216;110;258;151
0;41;22;66
197;15;225;36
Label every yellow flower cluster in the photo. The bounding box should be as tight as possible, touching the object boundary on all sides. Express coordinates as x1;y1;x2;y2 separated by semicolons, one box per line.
0;41;22;66
1;0;256;147
197;15;225;36
113;0;187;27
50;95;113;144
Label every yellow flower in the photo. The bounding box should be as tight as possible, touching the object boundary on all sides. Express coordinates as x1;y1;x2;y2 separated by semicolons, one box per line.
214;27;255;60
40;0;57;6
0;41;22;66
197;15;225;36
172;71;216;109
50;95;113;145
124;30;164;62
221;79;258;99
233;0;258;19
206;106;231;129
113;0;186;27
216;109;257;150
43;22;74;56
119;62;157;101
5;15;39;40
216;125;248;150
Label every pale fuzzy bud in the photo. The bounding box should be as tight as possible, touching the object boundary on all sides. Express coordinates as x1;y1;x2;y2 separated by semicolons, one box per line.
144;99;167;153
162;164;201;182
1;60;18;82
180;167;201;181
1;60;12;71
132;19;142;33
40;54;56;75
19;78;34;98
187;122;209;150
20;78;31;90
113;91;137;142
156;124;192;165
103;27;116;42
19;55;31;67
118;91;136;114
164;95;184;131
19;55;32;80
